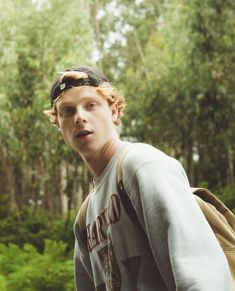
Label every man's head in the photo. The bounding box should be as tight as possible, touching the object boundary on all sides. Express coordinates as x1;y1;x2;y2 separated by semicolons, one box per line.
44;66;125;156
44;66;125;127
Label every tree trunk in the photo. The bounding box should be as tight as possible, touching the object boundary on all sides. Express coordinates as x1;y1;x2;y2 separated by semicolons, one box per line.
227;144;234;184
89;0;103;70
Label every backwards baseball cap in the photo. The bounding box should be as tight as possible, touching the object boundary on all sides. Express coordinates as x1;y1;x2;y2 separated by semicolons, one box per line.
50;66;109;105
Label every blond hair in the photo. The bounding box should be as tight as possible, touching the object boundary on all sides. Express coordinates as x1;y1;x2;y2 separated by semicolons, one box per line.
44;71;126;126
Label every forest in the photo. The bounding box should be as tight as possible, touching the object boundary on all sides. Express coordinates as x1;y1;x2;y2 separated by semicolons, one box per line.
0;0;235;290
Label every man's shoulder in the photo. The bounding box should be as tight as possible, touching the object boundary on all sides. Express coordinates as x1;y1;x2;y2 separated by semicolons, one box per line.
119;142;182;190
123;142;174;167
118;142;178;180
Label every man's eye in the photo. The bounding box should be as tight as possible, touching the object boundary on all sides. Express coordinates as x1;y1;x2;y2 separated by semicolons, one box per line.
86;102;96;110
60;107;75;117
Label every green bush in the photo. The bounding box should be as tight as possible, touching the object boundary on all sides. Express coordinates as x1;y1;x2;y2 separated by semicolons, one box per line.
0;240;75;291
0;274;7;291
0;207;77;254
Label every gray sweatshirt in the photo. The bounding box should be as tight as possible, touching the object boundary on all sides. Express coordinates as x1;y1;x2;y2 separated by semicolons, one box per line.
74;141;233;290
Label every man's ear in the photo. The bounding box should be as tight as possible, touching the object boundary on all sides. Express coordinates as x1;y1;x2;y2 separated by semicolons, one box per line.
54;115;60;130
56;124;61;131
111;103;118;123
43;108;60;129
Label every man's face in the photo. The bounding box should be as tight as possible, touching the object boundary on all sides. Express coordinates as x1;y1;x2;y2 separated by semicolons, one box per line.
56;86;118;156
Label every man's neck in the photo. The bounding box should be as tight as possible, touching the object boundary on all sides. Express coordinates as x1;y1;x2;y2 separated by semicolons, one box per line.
82;138;120;177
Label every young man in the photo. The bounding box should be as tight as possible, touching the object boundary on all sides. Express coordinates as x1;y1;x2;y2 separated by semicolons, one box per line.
45;66;233;291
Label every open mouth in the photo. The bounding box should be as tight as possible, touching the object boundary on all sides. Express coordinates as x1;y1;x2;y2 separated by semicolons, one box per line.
76;130;93;138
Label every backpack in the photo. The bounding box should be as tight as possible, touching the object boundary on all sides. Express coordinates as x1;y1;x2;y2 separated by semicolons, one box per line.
77;148;235;287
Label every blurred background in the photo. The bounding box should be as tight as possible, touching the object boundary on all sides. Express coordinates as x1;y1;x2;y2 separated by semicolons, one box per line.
0;0;235;290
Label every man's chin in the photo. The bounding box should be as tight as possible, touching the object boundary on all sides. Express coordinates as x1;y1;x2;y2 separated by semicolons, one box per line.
72;143;95;156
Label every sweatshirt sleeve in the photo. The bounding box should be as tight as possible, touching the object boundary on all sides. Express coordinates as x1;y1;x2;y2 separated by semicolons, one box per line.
123;155;233;291
73;220;96;291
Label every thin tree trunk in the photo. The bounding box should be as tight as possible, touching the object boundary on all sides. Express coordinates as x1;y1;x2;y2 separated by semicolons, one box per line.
133;29;151;86
3;151;21;219
60;161;68;213
90;0;103;70
227;144;234;184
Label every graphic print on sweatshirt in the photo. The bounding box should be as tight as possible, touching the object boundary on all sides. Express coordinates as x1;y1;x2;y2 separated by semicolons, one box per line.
86;192;142;290
86;194;121;252
98;234;121;290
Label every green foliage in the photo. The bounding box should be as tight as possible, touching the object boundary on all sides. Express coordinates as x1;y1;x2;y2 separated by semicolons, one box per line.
0;2;235;289
98;0;235;189
0;206;78;290
0;0;93;215
0;206;77;254
0;240;74;291
0;0;234;219
0;274;7;291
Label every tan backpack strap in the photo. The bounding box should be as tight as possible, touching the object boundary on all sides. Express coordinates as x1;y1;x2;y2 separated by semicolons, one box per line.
78;194;91;233
192;187;235;231
191;187;228;212
116;148;132;185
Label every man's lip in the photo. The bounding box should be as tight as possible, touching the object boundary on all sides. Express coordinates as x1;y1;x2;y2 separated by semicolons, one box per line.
75;130;93;138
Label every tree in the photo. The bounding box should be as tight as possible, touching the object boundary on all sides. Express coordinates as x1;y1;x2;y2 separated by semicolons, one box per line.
0;0;94;216
97;0;235;189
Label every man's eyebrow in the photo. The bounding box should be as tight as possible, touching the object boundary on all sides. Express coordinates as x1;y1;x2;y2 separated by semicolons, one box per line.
78;95;98;100
57;101;74;108
59;96;98;106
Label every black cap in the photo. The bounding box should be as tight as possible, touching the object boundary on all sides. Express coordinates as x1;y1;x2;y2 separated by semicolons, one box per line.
50;66;109;105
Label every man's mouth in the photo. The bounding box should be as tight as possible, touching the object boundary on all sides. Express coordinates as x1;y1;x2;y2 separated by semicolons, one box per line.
76;130;93;138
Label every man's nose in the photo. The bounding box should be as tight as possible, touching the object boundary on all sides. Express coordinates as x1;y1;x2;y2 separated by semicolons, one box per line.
74;108;87;125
